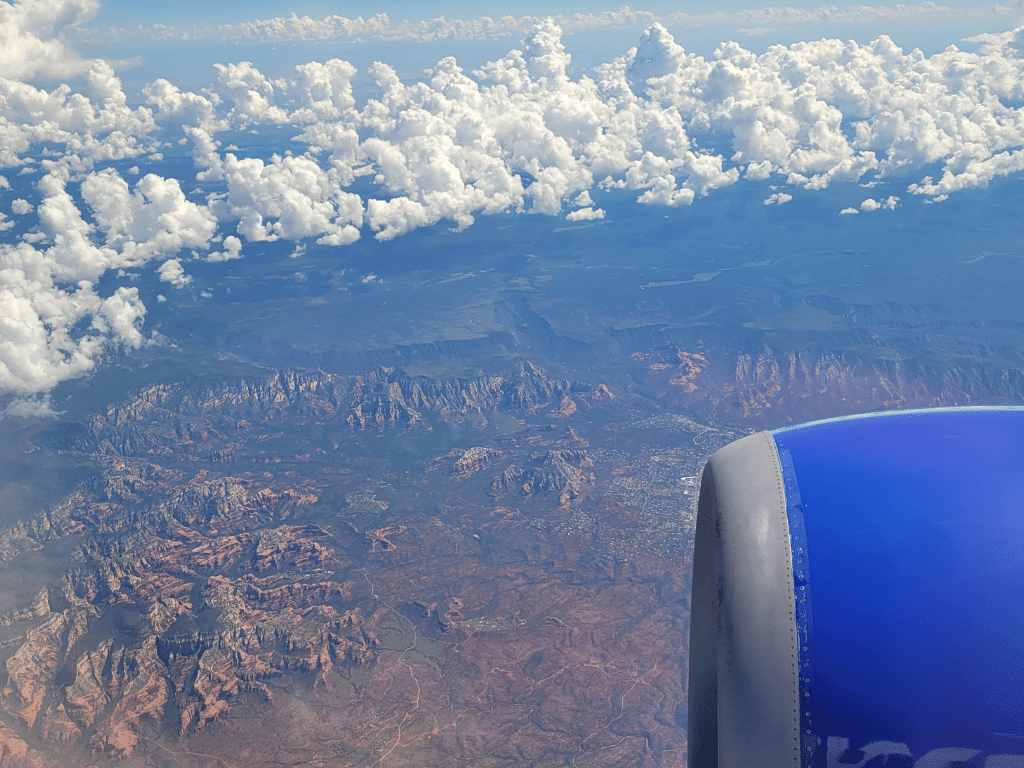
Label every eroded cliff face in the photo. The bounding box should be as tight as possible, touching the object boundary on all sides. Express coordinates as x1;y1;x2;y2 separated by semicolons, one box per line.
633;343;1024;427
0;359;624;763
490;450;595;507
0;485;380;761
64;360;605;460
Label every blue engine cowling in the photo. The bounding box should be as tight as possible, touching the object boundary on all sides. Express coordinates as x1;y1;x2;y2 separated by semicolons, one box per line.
688;407;1024;768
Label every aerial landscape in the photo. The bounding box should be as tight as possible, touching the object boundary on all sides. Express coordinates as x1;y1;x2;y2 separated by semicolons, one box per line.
2;0;1024;764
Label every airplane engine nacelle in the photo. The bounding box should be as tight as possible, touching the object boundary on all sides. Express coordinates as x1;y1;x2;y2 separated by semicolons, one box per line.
688;407;1024;768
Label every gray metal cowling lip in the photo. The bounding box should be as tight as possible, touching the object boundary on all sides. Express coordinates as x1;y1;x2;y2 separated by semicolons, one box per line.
688;430;800;768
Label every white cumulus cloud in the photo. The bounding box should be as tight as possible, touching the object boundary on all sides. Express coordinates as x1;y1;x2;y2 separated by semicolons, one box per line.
207;235;242;262
565;206;605;221
3;17;1024;396
573;190;594;207
0;0;98;81
157;258;190;288
860;195;900;210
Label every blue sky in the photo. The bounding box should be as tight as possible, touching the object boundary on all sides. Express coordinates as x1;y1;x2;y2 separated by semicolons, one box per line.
72;0;1024;84
67;0;1024;93
87;0;1002;26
